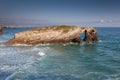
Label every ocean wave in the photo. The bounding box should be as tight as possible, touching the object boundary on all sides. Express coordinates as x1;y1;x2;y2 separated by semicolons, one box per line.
0;65;18;72
37;52;46;56
5;71;24;80
80;72;120;80
107;73;120;79
98;40;103;42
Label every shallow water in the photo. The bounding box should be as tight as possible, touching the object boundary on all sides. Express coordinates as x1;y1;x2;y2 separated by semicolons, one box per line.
0;27;120;80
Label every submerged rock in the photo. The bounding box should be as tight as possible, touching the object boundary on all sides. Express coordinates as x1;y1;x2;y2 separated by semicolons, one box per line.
5;25;98;45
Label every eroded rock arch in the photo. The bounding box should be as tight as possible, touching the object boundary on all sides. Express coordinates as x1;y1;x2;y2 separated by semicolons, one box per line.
83;28;98;42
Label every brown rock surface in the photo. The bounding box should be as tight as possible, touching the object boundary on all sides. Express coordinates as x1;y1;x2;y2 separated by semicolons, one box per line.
5;25;98;45
0;25;3;34
83;27;98;42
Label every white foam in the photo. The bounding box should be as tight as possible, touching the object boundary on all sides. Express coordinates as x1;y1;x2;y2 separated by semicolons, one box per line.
0;65;18;72
63;44;67;46
38;52;46;56
99;40;103;42
12;44;32;46
35;43;50;47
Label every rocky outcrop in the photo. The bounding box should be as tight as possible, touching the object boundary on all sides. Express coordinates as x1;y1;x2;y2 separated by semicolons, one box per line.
83;27;98;42
5;25;98;45
0;25;3;34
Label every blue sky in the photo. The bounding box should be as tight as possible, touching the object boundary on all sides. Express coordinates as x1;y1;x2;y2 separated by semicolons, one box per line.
0;0;120;27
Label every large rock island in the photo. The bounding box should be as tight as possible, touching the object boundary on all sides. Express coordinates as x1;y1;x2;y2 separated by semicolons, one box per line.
5;25;98;45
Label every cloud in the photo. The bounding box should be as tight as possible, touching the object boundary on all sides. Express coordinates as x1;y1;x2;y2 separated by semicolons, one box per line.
89;19;120;24
100;19;105;23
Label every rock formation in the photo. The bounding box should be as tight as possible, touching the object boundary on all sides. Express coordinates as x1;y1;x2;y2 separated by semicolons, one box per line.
5;25;98;45
83;27;98;42
0;25;3;34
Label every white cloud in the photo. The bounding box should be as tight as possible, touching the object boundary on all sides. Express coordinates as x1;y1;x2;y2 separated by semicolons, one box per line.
100;19;105;23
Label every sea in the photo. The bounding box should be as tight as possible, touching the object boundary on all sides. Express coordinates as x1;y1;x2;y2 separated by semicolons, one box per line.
0;27;120;80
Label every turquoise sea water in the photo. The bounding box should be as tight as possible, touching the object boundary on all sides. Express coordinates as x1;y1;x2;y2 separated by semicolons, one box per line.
0;27;120;80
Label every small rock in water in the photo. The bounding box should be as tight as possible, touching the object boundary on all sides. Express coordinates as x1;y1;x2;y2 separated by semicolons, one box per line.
38;52;45;56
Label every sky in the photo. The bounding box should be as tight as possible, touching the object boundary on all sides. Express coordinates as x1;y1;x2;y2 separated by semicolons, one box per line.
0;0;120;27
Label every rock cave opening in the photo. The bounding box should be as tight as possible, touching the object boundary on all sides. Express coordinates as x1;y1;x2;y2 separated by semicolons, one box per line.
80;30;86;42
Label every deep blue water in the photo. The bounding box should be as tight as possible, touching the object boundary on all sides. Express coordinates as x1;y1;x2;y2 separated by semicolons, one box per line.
0;27;120;80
